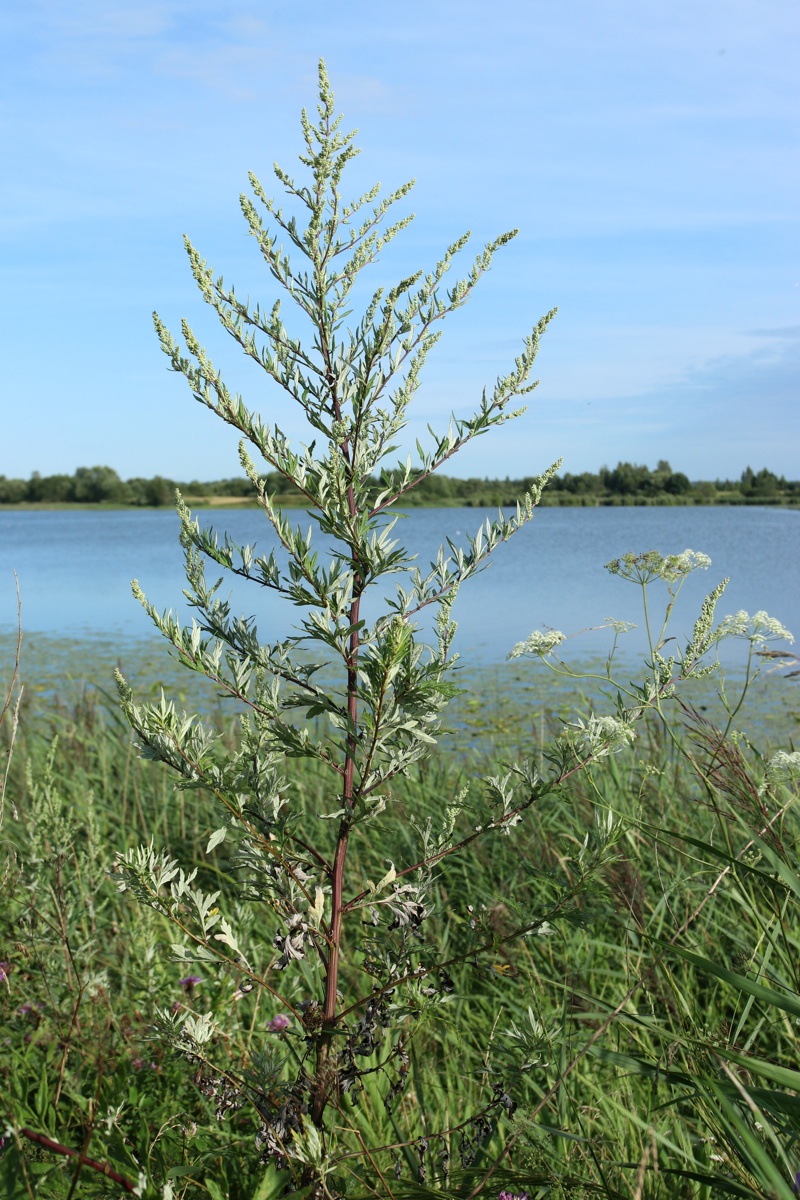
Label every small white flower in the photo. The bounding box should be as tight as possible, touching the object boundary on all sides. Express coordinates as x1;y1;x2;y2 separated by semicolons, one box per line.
605;549;711;585
715;610;794;646
668;549;712;578
603;617;636;634
763;750;800;789
508;629;565;659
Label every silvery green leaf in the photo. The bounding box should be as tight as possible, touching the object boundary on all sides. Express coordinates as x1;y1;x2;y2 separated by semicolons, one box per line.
367;863;396;895
206;827;227;853
213;918;242;955
182;1012;218;1046
290;1113;327;1171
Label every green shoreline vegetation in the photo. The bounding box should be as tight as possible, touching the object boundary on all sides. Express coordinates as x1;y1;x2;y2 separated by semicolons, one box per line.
3;645;800;1198
1;459;798;509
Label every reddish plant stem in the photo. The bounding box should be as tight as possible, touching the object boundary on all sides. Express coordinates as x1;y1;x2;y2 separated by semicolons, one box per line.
18;1129;136;1193
311;581;360;1126
307;246;365;1127
310;349;362;1123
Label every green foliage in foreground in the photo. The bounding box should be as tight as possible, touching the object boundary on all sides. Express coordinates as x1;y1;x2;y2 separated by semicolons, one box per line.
1;461;798;508
2;661;800;1199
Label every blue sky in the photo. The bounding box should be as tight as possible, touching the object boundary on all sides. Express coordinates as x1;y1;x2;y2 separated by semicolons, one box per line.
2;0;798;483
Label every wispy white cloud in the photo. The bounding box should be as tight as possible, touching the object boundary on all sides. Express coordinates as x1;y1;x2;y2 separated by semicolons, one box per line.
749;325;800;339
526;330;800;477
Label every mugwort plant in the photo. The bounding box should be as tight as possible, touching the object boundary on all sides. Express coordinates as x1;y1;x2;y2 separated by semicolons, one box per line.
108;63;793;1196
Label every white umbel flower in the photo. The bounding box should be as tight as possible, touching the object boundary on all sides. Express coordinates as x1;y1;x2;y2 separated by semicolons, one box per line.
764;750;800;789
508;629;565;659
715;610;794;645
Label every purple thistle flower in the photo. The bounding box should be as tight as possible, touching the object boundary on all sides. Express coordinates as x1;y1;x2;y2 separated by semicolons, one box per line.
792;1171;800;1196
0;962;10;986
178;975;202;993
498;1193;529;1200
268;1013;291;1033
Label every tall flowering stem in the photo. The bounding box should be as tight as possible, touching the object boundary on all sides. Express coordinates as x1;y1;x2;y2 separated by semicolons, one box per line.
114;59;560;1179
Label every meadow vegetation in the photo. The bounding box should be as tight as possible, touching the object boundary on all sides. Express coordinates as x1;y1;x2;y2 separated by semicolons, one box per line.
2;634;800;1198
2;61;800;1200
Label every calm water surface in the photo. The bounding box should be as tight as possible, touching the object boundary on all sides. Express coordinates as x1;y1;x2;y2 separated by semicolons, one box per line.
1;505;797;667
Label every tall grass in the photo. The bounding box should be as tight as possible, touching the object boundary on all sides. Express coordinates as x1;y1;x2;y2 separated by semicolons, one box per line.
1;661;799;1198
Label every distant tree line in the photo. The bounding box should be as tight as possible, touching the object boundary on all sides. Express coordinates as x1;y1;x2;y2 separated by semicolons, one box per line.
0;461;797;507
0;466;177;506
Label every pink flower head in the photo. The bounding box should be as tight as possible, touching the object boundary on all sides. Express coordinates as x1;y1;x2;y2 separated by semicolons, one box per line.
268;1013;291;1033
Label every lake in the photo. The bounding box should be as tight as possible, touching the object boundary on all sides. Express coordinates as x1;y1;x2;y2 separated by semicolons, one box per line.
1;504;797;667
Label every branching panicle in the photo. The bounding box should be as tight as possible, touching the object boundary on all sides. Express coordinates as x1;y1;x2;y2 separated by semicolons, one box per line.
117;58;703;1194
